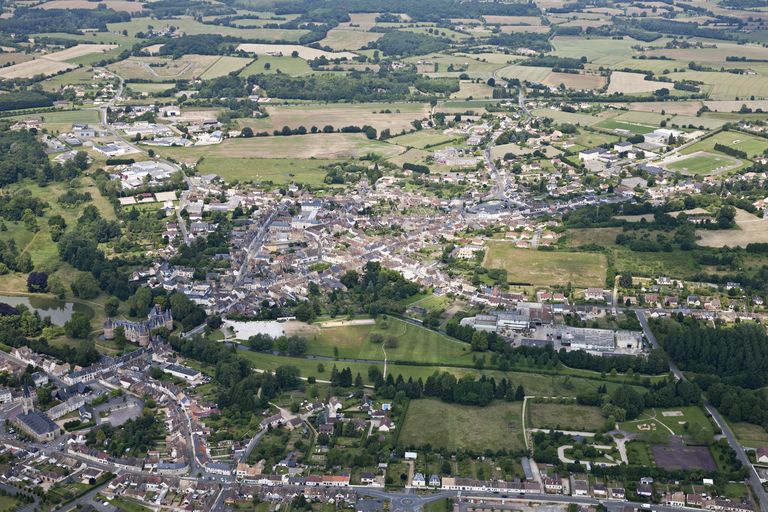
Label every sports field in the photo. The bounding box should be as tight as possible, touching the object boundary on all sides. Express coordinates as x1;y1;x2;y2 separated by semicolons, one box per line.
400;399;525;451
665;152;740;175
483;242;607;287
681;130;768;158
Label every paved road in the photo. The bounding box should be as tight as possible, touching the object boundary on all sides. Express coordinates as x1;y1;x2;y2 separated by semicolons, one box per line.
635;310;768;512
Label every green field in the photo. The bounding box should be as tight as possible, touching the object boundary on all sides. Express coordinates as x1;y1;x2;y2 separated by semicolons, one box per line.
528;402;605;432
239;55;315;76
388;130;459;149
620;407;714;442
596;119;657;135
199;56;254;79
108;17;309;42
157;133;405;162
303;317;474;364
240;350;642;398
483;242;607;287
730;422;768;447
681;130;768;158
626;440;654;466
400;399;525;452
613;246;701;278
666;153;739;175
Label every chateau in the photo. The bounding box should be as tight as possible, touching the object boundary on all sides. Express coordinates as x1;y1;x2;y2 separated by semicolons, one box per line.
103;304;173;346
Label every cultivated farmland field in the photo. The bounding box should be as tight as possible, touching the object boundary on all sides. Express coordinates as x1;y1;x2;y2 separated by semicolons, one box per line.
37;0;145;11
400;399;526;452
45;44;118;61
543;72;606;90
483;242;607;287
109;17;309;42
607;71;672;94
0;57;75;78
259;102;431;134
236;43;357;60
321;28;382;50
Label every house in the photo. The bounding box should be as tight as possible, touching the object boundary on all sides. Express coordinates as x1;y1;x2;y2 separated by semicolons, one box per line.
757;447;768;464
544;475;563;493
611;488;626;499
666;492;685;507
637;483;653;497
360;473;376;485
572;479;589;496
687;494;704;507
32;371;49;387
584;288;605;301
412;473;426;488
593;484;607;497
614;141;633;154
0;387;12;404
429;474;441;487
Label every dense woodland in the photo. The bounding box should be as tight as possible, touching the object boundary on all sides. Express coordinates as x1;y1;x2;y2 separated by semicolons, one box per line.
652;318;768;430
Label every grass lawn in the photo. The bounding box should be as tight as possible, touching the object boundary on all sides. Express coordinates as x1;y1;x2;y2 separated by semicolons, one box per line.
666;153;739;175
681;130;768;158
168;156;337;186
483;242;607;287
527;402;605;432
240;351;640;398
302;316;475;364
7;109;99;134
400;399;525;452
612;246;701;278
626;440;654;466
729;422;768;447
388;130;460;149
620;407;713;444
0;495;23;511
652;406;714;437
109;496;154;512
596;119;657;135
239;54;315;76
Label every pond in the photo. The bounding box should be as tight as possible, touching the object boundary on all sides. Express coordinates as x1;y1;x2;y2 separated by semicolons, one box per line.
0;295;91;326
223;320;285;340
